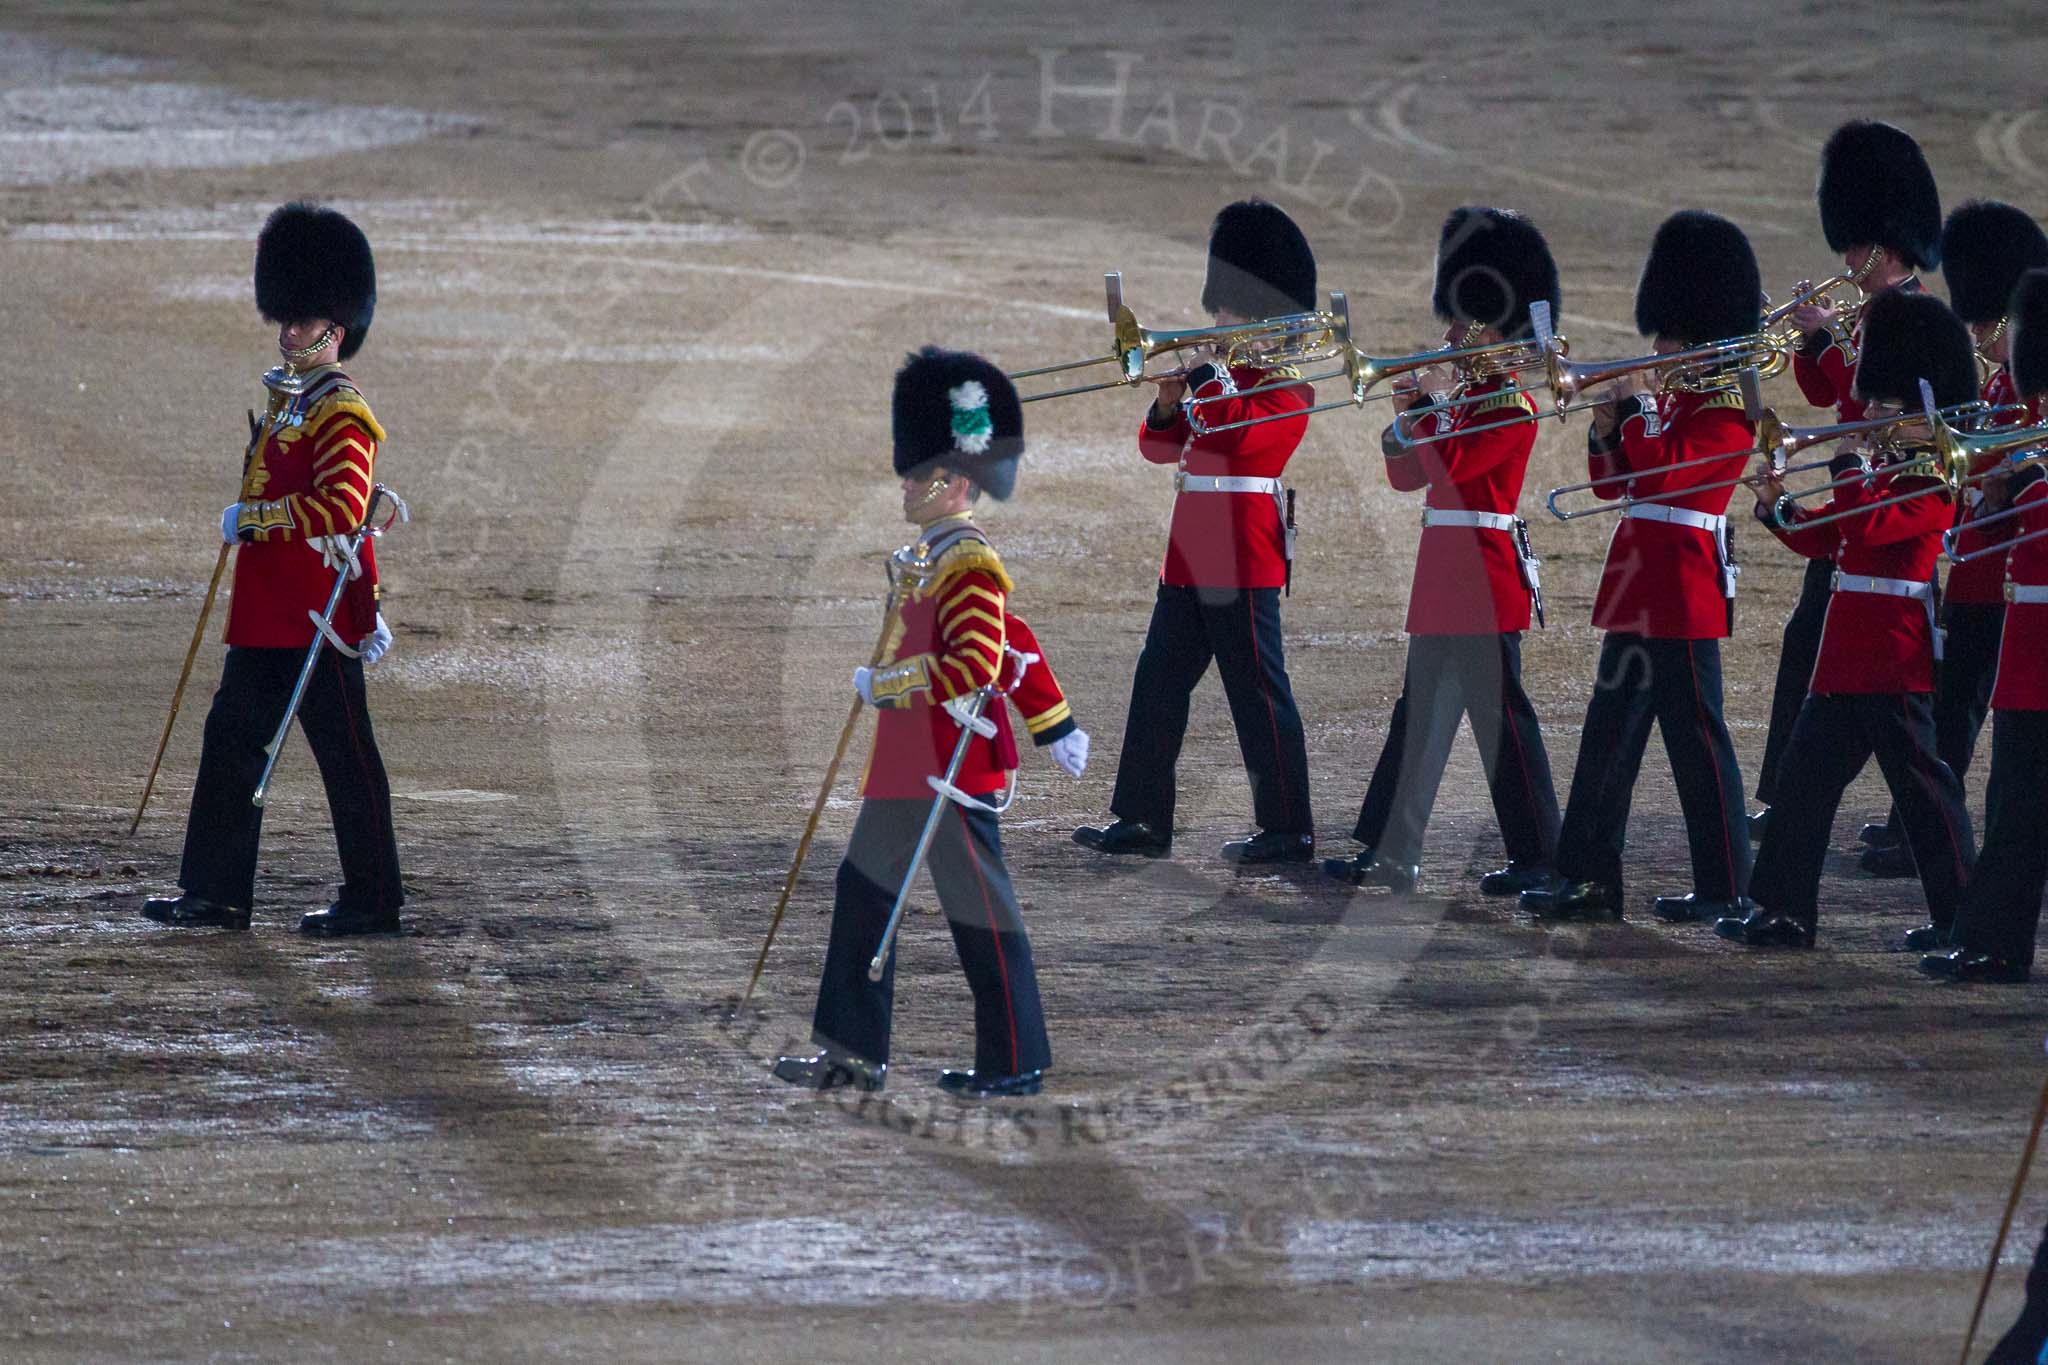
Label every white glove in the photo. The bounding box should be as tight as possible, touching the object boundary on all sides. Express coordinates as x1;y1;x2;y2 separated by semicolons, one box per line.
307;534;364;580
221;504;241;544
853;666;877;706
1049;728;1090;777
360;613;393;666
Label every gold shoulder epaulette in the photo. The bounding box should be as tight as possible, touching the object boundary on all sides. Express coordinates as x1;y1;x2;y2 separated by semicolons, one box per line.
1473;388;1538;417
924;534;1013;596
304;382;387;445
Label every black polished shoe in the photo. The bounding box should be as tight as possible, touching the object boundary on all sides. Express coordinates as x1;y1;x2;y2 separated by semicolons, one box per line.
1322;849;1373;884
1478;861;1553;897
140;893;250;931
298;903;402;937
937;1067;1044;1099
1858;820;1903;850
1859;842;1916;879
1072;819;1171;858
1919;948;2031;984
1713;907;1814;948
771;1052;887;1092
1654;893;1752;925
1357;855;1419;893
1747;809;1769;844
1901;922;1951;952
1522;880;1621;922
1221;830;1314;866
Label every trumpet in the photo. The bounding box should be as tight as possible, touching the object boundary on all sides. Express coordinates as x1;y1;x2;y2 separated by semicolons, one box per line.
1007;272;1348;403
1759;255;1882;357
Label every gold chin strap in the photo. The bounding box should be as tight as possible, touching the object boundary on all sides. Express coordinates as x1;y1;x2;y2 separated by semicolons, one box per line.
1977;316;2010;386
907;472;952;519
280;325;337;370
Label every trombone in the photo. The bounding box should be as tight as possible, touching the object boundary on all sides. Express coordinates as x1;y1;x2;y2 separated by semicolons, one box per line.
1007;272;1348;403
1391;328;1792;447
1187;309;1556;437
1763;387;2011;530
1939;416;2048;560
1541;394;2002;522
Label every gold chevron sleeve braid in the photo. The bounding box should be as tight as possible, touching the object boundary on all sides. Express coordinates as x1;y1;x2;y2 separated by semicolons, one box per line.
929;571;1007;702
242;394;382;543
290;390;384;537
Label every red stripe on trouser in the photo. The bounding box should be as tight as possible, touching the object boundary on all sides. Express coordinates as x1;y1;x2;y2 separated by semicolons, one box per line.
331;653;393;907
955;807;1019;1073
1903;694;1969;888
1246;593;1292;826
1497;641;1542;851
1688;641;1737;892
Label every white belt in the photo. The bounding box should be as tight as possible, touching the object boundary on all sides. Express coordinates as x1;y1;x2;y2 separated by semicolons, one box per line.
1624;504;1727;534
1420;508;1514;531
1175;473;1282;495
1419;507;1545;615
1835;571;1942;660
1622;504;1739;599
2008;582;2048;604
1832;572;1932;600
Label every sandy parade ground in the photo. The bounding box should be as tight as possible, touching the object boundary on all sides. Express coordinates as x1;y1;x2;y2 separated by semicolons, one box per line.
6;3;2048;1360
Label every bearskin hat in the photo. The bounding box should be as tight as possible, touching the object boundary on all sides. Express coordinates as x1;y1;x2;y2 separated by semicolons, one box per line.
1940;200;2048;324
1432;206;1561;340
1633;210;1761;343
2008;269;2048;399
1851;290;1977;410
891;346;1024;499
1201;199;1317;318
254;202;376;361
1817;120;1942;271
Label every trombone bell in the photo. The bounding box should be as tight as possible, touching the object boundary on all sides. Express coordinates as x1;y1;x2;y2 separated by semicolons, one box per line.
1009;271;1351;404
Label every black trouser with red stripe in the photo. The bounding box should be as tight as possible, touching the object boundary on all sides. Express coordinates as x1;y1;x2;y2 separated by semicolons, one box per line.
1756;558;1834;807
179;644;403;914
1109;583;1313;837
1877;599;2003;844
812;797;1050;1076
1553;633;1751;906
1748;691;1974;935
1351;632;1559;868
1950;709;2048;966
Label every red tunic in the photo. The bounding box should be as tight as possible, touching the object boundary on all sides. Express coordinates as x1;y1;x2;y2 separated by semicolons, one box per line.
1137;362;1311;589
1792;333;1867;422
1587;390;1752;640
1789;279;1924;421
1945;371;2040;605
860;518;1019;800
1992;474;2048;711
1385;378;1538;634
1002;612;1077;746
224;366;383;649
1770;458;1953;694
